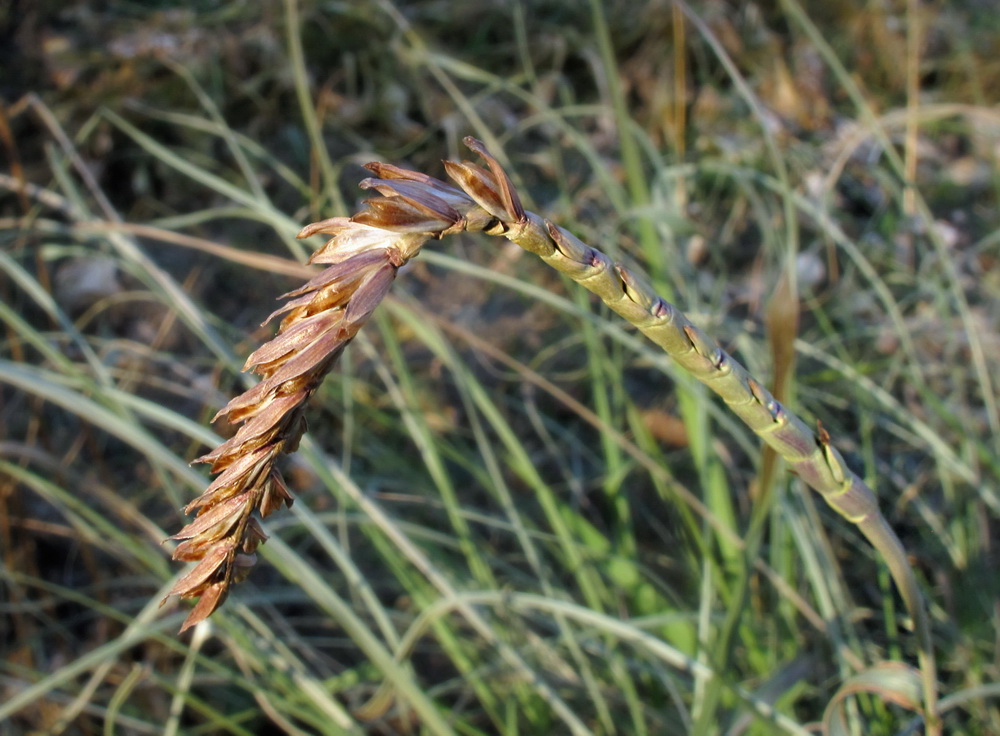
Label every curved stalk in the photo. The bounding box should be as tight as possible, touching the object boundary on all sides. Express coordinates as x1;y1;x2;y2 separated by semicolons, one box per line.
450;139;940;733
171;135;939;733
510;209;940;736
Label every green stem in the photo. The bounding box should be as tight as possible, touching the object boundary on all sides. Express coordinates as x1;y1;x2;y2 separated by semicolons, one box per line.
493;209;939;732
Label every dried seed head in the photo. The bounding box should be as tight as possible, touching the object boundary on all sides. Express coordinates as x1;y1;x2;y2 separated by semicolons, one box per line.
169;140;524;632
167;206;421;632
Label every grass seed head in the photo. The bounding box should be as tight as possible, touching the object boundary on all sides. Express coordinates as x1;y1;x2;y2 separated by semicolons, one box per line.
167;209;426;632
169;140;535;631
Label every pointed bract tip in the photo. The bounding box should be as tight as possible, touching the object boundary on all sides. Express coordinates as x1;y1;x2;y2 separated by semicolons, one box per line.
297;217;350;239
463;136;487;155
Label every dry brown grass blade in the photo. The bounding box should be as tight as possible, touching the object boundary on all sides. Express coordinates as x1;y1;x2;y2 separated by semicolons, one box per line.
758;266;801;501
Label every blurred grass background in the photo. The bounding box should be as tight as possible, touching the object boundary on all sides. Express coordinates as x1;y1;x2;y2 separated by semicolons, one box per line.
1;0;998;734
